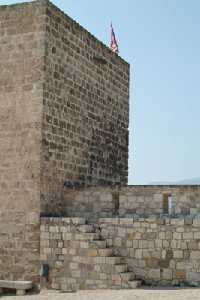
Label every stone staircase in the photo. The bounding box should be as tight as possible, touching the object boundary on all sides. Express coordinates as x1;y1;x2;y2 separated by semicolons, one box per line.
59;218;141;291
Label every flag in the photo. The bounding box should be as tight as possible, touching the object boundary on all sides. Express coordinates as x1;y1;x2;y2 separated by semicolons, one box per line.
110;23;119;54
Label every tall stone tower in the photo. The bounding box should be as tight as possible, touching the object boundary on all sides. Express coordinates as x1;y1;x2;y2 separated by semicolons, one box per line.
0;0;129;282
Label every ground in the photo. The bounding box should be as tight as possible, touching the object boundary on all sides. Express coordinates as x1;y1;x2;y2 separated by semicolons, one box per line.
2;288;200;300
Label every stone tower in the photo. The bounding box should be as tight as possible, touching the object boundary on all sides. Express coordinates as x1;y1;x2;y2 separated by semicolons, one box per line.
0;0;129;283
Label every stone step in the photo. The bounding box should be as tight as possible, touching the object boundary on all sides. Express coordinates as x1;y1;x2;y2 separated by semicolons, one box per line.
111;277;141;290
127;280;141;289
57;277;141;291
62;218;86;225
114;264;128;273
77;225;95;233
90;240;107;248
120;272;135;281
97;248;113;257
112;280;141;290
105;256;123;265
80;278;141;290
77;248;112;257
90;256;122;265
73;232;99;241
100;263;128;274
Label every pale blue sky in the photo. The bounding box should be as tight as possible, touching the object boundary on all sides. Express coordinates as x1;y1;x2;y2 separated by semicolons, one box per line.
2;0;200;184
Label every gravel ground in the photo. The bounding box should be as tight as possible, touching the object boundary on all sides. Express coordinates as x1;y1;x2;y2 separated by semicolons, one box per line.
1;288;200;300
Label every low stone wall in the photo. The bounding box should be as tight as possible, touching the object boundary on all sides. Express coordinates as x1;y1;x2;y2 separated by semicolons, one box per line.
119;186;200;217
62;186;200;219
99;217;200;286
40;216;200;289
62;187;119;221
40;217;140;290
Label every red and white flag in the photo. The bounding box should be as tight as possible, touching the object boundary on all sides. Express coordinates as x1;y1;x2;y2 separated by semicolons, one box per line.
110;23;119;54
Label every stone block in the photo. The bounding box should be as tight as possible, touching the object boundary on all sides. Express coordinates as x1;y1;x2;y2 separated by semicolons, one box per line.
190;251;200;259
155;239;162;248
186;272;200;282
71;270;81;278
139;240;148;249
188;241;198;250
118;228;126;237
98;249;113;257
165;231;173;239
171;219;184;226
159;232;165;239
176;227;184;233
162;240;170;248
173;232;182;240
119;218;133;225
145;257;159;268
114;237;122;247
69;263;79;270
193;218;200;227
150;223;157;229
173;250;183;259
87;249;98;257
127;233;136;240
148;269;160;280
162;269;172;280
16;290;26;296
132;240;139;248
133;222;141;228
135;249;143;259
183;232;193;240
174;270;186;279
194;232;200;239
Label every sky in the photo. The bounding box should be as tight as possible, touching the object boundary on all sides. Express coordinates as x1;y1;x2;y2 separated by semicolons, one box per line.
2;0;200;184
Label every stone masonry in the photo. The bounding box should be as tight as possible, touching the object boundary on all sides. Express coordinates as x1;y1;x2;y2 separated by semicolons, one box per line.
1;0;200;293
40;216;200;289
40;186;200;289
0;0;129;285
0;0;45;283
62;186;200;221
40;217;141;290
41;0;129;215
99;217;200;286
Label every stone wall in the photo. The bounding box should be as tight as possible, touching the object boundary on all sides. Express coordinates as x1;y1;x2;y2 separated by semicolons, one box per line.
0;1;46;283
99;217;200;286
1;0;200;289
40;217;140;290
61;186;200;220
41;0;129;214
0;0;129;283
40;216;200;289
62;187;119;221
119;186;200;217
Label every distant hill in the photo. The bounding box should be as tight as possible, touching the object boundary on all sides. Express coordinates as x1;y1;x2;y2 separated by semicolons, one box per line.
149;177;200;185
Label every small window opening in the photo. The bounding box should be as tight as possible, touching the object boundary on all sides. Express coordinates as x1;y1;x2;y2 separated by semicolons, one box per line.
163;193;172;215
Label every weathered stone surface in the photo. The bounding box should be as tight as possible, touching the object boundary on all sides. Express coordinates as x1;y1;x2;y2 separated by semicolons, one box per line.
41;0;129;215
1;0;200;292
40;217;140;290
40;216;200;288
119;186;200;217
0;280;32;290
0;0;129;285
0;0;45;283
